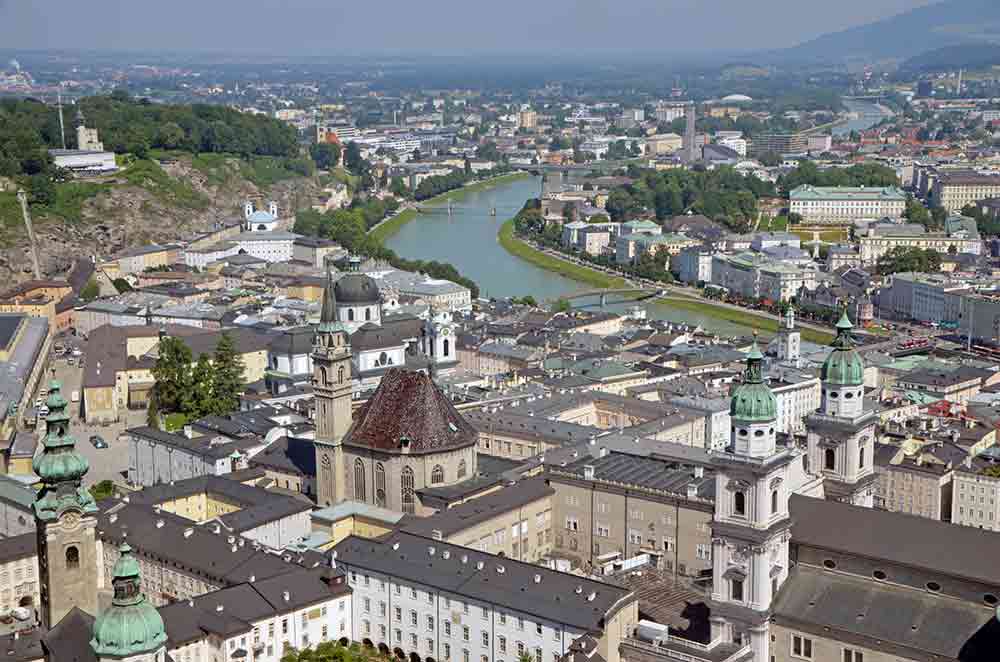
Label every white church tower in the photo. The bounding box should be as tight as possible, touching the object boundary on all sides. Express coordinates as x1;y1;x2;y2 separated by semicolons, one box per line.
707;339;796;662
775;307;800;367
805;310;876;506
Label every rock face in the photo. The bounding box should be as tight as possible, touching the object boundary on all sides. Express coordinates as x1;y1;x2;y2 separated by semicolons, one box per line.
3;156;319;282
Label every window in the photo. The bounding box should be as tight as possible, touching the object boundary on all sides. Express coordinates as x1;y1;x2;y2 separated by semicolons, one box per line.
365;308;372;321
843;650;863;662
463;650;470;662
431;465;445;484
535;648;542;662
428;616;435;630
395;607;402;621
410;610;418;626
498;613;506;625
731;579;744;602
457;460;467;479
375;463;387;508
380;601;387;617
734;491;746;517
536;623;543;636
771;489;779;515
354;459;366;502
401;466;415;514
363;597;371;613
411;634;418;648
825;448;836;471
463;626;470;642
565;517;579;531
499;636;506;653
444;644;451;660
395;629;402;643
792;635;813;660
517;642;525;656
428;640;435;654
444;622;451;636
482;633;489;647
363;621;371;635
65;546;80;570
859;447;865;469
443;339;450;357
348;308;355;321
516;618;524;632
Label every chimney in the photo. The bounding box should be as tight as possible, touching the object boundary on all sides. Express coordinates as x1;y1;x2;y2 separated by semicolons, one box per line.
249;574;255;583
216;604;224;612
282;591;290;602
184;528;193;538
533;574;541;584
686;483;698;498
694;466;704;479
583;465;595;480
155;519;164;529
183;425;194;439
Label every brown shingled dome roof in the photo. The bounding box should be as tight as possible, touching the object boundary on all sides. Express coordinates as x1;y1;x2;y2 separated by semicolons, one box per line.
344;368;477;454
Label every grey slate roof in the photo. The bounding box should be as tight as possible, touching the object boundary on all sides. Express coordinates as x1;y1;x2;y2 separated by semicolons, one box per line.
773;564;994;660
332;531;633;630
553;452;715;500
405;478;554;538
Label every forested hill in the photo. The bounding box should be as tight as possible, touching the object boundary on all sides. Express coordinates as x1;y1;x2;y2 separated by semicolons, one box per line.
0;92;300;181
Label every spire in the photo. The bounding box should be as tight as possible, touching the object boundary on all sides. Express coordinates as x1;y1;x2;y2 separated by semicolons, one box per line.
833;307;855;350
317;268;345;335
744;333;764;384
91;542;167;657
32;381;96;521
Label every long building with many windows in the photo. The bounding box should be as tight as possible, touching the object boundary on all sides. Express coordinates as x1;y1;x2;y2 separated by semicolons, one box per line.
789;185;906;224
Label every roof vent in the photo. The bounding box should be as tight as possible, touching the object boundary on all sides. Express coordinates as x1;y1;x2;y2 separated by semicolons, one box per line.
216;605;224;612
282;590;290;602
428;546;436;556
184;528;193;538
188;600;194;608
213;524;221;534
461;555;468;564
497;565;506;574
442;550;451;560
155;519;164;529
533;574;541;584
575;586;583;594
228;536;236;544
249;574;256;583
231;545;238;553
694;466;704;479
587;592;596;602
109;514;118;524
393;543;400;551
476;561;484;570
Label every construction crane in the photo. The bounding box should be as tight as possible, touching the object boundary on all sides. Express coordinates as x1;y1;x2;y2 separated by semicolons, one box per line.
15;189;42;280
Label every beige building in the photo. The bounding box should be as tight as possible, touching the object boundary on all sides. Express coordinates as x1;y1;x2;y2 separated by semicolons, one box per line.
645;133;683;155
548;450;715;578
789;185;906;224
951;464;1000;531
0;533;39;613
932;171;1000;212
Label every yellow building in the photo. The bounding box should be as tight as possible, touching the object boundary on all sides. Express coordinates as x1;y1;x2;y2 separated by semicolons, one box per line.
311;501;404;549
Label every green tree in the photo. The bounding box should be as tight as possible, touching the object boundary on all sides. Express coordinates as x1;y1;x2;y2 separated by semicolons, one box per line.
389;176;408;198
211;332;246;415
552;298;572;313
876;247;942;276
310;142;342;170
190;354;216;418
904;195;931;227
89;480;115;501
982;465;1000;478
112;277;133;293
151;337;194;415
146;390;160;428
27;173;55;206
80;278;101;302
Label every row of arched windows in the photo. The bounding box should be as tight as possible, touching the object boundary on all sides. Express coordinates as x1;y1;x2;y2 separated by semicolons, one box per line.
353;458;470;513
346;308;376;322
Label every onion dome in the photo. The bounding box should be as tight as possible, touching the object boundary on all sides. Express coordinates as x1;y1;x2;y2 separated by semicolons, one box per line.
32;381;96;521
730;339;777;422
820;310;865;386
91;543;167;658
334;272;380;305
317;269;346;335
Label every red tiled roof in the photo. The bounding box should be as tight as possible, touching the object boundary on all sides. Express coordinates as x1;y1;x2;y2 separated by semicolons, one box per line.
344;368;477;454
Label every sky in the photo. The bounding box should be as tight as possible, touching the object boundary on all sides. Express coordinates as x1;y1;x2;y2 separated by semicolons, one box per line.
0;0;940;55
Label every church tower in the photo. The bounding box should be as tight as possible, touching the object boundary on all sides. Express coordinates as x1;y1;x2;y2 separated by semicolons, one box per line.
806;310;876;506
33;381;100;628
91;542;168;662
314;270;353;507
775;307;800;367
707;341;795;662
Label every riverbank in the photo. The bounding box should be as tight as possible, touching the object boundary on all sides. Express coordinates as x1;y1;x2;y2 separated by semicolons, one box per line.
369;172;530;243
497;219;629;290
498;220;835;342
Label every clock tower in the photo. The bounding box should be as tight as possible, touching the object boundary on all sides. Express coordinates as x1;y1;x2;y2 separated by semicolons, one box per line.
313;270;354;507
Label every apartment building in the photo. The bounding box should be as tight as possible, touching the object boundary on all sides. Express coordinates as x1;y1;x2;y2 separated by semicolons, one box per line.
789;185;907;224
931;171;1000;212
333;532;637;662
858;216;981;265
547;450;715;578
952;464;1000;531
0;533;38;614
749;133;808;156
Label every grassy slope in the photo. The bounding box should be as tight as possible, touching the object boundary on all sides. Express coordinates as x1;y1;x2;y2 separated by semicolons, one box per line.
659;296;834;344
497;219;628;290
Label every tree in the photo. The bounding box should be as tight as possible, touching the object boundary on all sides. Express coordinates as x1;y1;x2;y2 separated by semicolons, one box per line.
930;205;948;229
344;142;366;172
89;480;115;501
151;337;194;415
983;465;1000;479
552;298;572;313
80;278;100;302
904;195;931;228
876;247;942;276
211;332;246;415
758;151;781;167
389;176;409;198
27;173;55;206
112;277;133;293
146;389;160;428
190;354;216;418
310;142;342;170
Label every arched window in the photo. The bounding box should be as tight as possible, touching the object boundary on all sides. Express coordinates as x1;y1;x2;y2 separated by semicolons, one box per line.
401;467;415;514
443;339;450;357
320;366;328;385
375;463;387;508
457;459;467;479
771;489;779;515
378;352;388;367
734;491;746;517
365;308;372;321
338;366;345;384
348;309;355;321
355;459;366;502
859;447;866;469
431;465;445;484
66;546;80;570
825;448;836;471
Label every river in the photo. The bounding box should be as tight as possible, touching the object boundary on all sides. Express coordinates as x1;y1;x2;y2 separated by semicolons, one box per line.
833;99;895;137
384;176;751;336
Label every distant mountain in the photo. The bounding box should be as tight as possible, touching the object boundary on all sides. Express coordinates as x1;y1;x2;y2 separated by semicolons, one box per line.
899;43;1000;73
773;0;1000;64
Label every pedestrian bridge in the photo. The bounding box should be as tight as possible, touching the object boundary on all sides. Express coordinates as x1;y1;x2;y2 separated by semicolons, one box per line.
548;287;664;307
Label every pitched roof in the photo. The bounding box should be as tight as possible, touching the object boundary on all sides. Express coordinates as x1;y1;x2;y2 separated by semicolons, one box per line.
345;368;477;455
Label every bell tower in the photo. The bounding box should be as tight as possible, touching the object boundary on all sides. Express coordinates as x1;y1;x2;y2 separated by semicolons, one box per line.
34;381;99;628
775;307;800;367
313;270;353;507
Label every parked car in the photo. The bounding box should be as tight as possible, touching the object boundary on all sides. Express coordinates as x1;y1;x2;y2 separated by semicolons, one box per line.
89;435;108;449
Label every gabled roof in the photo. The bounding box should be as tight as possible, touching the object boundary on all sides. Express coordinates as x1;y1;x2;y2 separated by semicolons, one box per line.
344;368;477;454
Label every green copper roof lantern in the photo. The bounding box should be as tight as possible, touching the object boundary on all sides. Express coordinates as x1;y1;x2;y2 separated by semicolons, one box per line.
91;543;167;658
32;381;96;521
820;310;865;386
730;338;778;422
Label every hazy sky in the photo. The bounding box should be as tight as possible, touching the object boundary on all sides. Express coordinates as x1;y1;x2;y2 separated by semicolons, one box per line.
0;0;939;55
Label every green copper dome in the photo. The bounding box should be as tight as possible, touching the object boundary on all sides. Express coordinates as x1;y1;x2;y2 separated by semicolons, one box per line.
91;543;167;658
32;381;96;521
820;311;865;386
730;340;777;422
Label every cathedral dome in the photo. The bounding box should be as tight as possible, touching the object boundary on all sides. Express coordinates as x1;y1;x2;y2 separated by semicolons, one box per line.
820;311;865;386
91;543;167;658
730;342;777;422
334;273;380;305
